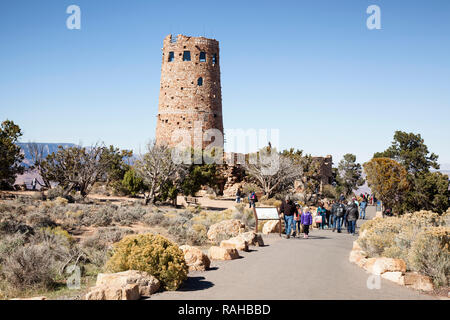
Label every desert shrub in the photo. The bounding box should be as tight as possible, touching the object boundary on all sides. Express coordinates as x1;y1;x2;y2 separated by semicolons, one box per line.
186;205;203;214
0;233;27;264
31;192;45;201
39;200;56;210
14;196;33;205
106;233;188;290
26;212;57;229
143;211;166;226
0;215;34;236
82;206;114;227
47;187;64;200
408;226;450;287
259;198;282;208
358;210;450;287
167;221;208;246
54;197;69;207
112;206;147;226
46;187;66;201
358;217;408;257
0;203;14;213
40;226;74;244
81;227;134;268
0;244;58;290
232;206;255;229
0;222;79;294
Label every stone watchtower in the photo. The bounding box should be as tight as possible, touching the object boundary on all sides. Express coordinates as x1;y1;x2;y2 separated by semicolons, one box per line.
155;34;224;149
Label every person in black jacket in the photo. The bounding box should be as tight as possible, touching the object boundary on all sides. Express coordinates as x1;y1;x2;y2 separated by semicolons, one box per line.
279;195;298;239
330;200;338;232
346;202;359;235
334;201;346;233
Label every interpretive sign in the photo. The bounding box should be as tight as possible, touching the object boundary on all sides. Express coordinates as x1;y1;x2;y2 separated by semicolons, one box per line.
253;207;281;236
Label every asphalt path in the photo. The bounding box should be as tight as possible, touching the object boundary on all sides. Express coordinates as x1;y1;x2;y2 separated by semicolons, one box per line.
150;206;436;300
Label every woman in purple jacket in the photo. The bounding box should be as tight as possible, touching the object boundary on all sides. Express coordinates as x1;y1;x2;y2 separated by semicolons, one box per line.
301;207;313;239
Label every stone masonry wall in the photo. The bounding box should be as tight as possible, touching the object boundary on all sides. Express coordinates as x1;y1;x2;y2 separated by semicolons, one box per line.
156;34;224;149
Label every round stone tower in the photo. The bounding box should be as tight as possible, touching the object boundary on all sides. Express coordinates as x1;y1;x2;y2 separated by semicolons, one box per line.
155;34;224;149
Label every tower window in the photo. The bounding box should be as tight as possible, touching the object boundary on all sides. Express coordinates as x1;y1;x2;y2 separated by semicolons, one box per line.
168;52;174;62
212;54;217;65
197;77;203;86
199;52;206;62
183;51;191;61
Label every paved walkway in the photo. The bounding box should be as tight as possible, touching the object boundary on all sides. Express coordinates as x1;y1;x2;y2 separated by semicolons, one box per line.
150;206;436;300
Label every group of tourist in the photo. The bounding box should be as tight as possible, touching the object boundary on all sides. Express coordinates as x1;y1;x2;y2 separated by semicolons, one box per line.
279;195;369;238
360;192;377;206
235;188;259;209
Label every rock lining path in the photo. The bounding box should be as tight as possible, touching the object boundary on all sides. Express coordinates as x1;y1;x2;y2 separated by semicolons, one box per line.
150;206;436;300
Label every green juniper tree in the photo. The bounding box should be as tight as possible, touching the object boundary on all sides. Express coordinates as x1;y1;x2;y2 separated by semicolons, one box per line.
0;120;24;189
373;131;449;213
337;153;364;197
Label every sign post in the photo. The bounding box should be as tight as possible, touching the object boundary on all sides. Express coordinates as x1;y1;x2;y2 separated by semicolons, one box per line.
253;207;282;237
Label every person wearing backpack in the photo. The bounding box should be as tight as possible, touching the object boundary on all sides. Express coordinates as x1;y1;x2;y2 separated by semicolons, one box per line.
279;195;298;239
248;192;257;208
334;201;346;233
301;206;313;238
293;203;303;237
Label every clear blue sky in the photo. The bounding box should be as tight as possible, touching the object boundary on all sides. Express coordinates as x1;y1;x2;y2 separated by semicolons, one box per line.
1;0;449;168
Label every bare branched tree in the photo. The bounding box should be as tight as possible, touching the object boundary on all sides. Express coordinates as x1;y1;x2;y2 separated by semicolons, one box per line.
134;140;186;204
244;147;302;198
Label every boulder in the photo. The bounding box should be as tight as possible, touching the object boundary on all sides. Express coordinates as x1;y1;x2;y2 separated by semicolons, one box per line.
238;231;264;247
208;246;239;260
220;236;249;251
352;241;362;251
371;258;407;275
85;283;140;300
381;272;405;285
349;250;367;266
262;220;281;234
363;258;377;273
207;219;246;242
403;272;434;292
96;270;160;297
180;245;211;271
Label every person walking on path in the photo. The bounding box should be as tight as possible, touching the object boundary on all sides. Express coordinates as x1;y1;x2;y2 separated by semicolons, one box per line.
347;201;359;235
330;200;338;231
334;201;346;233
324;200;332;229
293;203;303;238
236;188;242;203
339;194;345;202
279;195;298;239
301;206;313;239
316;203;327;230
248;192;257;208
359;198;367;219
